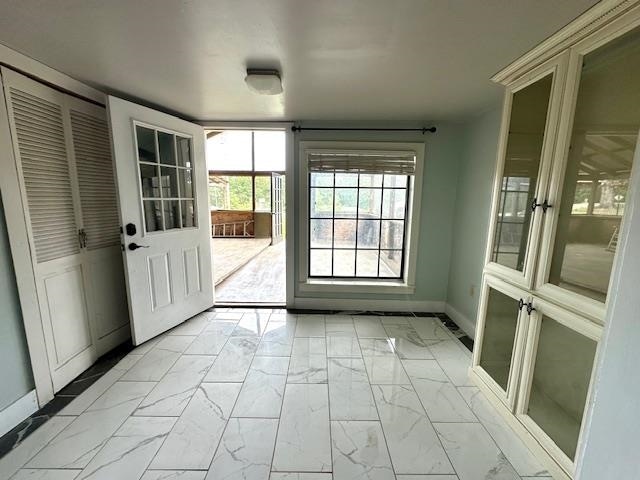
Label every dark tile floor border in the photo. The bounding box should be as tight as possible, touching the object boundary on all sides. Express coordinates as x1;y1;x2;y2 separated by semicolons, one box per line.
0;307;473;461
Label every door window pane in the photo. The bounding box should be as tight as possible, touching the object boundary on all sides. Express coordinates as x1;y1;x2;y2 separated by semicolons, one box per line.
335;173;359;187
176;136;192;168
254;176;271;212
140;164;160;198
382;189;406;219
491;74;553;271
143;200;163;232
549;27;640;302
136;126;157;163
359;173;383;187
181;200;196;228
158;132;176;165
163;200;180;229
527;316;597;460
160;167;179;198
179;169;194;199
383;175;407;188
479;288;520;391
311;172;334;187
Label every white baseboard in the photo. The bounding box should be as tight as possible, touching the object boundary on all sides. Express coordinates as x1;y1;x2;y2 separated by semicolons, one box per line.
0;390;38;437
293;297;445;313
445;303;476;338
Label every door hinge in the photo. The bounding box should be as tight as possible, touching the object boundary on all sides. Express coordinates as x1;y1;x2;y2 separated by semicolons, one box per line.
78;228;87;248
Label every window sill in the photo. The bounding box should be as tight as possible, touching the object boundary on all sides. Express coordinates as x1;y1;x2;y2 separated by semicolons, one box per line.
298;279;415;295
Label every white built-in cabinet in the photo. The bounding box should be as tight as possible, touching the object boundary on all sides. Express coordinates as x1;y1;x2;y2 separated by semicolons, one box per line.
472;1;640;478
0;68;129;393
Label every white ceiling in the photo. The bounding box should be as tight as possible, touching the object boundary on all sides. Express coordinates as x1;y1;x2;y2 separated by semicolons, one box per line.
0;0;599;122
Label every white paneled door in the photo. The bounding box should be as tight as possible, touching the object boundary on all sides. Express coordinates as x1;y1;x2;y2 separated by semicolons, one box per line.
107;97;214;345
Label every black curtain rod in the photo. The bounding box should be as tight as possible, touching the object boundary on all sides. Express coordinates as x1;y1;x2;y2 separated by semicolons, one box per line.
291;126;436;134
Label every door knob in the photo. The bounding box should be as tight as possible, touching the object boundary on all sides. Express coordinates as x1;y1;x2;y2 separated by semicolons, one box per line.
128;243;149;251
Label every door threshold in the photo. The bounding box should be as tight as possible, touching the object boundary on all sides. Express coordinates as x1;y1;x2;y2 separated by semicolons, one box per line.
214;302;286;309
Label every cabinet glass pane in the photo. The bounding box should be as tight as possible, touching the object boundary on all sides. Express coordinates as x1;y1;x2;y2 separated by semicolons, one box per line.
527;316;597;460
479;288;520;391
549;28;640;302
491;75;553;271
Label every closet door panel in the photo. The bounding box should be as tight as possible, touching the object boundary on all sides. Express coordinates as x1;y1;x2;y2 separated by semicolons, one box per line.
67;98;129;354
2;68;96;391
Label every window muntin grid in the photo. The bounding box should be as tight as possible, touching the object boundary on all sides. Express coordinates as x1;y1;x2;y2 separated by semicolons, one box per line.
308;171;410;279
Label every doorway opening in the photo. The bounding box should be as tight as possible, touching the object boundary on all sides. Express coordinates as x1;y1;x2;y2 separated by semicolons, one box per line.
206;129;286;305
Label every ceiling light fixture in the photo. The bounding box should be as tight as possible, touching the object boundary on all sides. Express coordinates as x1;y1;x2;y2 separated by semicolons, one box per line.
245;68;283;95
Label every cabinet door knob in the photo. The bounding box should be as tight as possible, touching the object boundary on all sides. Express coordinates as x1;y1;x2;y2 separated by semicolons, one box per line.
518;298;525;311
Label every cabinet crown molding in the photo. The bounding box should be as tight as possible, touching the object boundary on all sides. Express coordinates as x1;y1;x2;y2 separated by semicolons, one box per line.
492;0;640;85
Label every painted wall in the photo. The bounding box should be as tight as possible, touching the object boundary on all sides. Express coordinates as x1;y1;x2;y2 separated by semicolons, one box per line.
0;194;34;410
446;105;503;334
574;139;640;480
291;123;464;308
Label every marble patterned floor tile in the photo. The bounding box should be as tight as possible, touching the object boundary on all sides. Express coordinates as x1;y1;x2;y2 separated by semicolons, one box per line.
75;417;176;480
325;319;357;337
184;332;229;356
291;337;326;355
11;470;81;479
434;422;520;480
327;358;369;383
402;360;476;423
458;387;549;477
233;313;271;337
203;320;238;336
328;381;378;420
28;382;155;469
113;353;145;372
330;420;395;480
363;356;411;385
270;474;332;480
395;476;458;480
256;338;293;356
150;382;242;470
204;337;260;382
268;313;297;323
380;316;411;325
131;336;162;355
287;354;327;384
358;338;395;356
427;340;473;386
141;471;207;480
326;336;362;357
121;336;196;382
272;384;331;472
353;318;387;338
232;356;289;417
371;385;454;475
213;311;244;320
294;317;326;337
168;314;210;336
0;416;75;479
262;321;296;343
135;355;215;416
205;418;278;480
408;317;452;340
391;338;434;360
59;367;127;416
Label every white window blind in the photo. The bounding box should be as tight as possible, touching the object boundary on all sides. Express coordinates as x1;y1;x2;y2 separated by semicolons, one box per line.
308;151;416;175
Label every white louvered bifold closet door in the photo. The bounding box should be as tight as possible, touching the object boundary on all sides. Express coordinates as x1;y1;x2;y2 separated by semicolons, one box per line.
1;67;130;393
9;88;80;262
70;109;120;250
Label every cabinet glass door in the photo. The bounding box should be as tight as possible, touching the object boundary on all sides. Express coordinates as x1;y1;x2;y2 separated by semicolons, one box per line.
518;303;600;469
474;277;528;406
490;74;553;274
546;26;640;305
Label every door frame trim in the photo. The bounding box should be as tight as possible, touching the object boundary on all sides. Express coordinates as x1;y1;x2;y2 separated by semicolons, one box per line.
199;121;294;308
